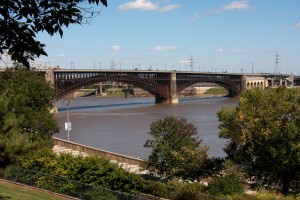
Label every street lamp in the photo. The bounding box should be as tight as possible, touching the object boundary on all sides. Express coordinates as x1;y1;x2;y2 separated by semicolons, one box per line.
64;101;73;141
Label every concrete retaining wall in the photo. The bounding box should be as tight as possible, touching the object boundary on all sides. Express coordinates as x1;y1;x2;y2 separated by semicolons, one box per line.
53;137;146;167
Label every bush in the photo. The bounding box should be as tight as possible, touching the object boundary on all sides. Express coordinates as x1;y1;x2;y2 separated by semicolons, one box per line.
208;173;244;196
168;181;208;200
19;147;145;195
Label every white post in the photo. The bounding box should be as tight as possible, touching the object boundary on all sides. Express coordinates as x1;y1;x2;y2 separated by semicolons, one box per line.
64;101;73;141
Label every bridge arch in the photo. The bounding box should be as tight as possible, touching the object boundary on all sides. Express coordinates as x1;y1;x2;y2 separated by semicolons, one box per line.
55;74;170;101
176;78;241;97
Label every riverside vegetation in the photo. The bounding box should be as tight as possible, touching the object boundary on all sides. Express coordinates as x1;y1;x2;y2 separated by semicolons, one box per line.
0;68;300;199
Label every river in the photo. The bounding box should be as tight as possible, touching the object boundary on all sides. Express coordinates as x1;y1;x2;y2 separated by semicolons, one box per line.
54;96;238;159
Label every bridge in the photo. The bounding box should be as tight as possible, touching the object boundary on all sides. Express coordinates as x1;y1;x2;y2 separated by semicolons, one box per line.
44;69;294;104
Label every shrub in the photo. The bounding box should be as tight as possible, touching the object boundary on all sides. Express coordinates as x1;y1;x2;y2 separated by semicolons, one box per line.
142;179;173;198
19;147;145;195
168;181;208;200
208;173;244;196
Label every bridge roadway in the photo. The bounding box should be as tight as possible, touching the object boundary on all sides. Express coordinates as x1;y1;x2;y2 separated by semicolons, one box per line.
44;69;294;104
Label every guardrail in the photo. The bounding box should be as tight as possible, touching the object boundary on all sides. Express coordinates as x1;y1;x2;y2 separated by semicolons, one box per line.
53;137;146;167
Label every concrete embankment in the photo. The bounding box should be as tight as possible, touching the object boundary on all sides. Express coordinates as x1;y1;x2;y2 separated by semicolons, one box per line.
52;137;147;173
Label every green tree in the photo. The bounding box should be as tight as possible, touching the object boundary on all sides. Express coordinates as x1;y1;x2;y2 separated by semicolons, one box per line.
0;0;107;67
0;69;59;168
218;87;300;194
145;116;210;180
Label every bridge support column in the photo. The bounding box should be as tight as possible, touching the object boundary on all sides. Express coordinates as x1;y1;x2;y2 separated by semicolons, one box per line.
241;75;247;92
95;82;103;96
170;72;178;104
155;72;178;104
99;82;103;96
45;69;55;86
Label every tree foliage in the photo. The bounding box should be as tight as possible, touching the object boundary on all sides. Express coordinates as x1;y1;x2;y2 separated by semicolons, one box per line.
208;173;244;196
218;87;300;194
145;116;210;180
0;69;59;168
19;147;145;195
0;0;107;67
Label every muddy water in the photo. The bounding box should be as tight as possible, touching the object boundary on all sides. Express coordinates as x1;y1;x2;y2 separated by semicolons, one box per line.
54;96;237;159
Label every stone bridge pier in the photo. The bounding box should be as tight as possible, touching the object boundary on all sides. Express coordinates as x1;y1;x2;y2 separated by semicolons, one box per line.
155;72;178;104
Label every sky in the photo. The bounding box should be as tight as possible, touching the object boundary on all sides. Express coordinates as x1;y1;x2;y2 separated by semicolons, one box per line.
35;0;300;75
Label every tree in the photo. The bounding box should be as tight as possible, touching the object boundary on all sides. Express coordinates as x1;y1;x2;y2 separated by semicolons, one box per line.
0;68;59;168
217;87;300;194
0;0;107;67
145;116;210;180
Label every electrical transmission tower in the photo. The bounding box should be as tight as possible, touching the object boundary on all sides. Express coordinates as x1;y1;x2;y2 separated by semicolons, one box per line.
110;60;116;70
274;52;280;85
189;56;194;71
274;52;280;75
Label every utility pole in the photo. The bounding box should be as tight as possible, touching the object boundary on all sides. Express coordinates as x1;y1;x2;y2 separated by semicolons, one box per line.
64;101;73;141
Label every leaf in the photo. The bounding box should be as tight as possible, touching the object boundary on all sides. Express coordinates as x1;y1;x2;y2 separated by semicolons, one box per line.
58;27;63;37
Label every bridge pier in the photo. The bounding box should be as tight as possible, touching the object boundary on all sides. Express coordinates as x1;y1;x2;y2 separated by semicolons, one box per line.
170;72;179;104
155;72;179;104
95;82;103;96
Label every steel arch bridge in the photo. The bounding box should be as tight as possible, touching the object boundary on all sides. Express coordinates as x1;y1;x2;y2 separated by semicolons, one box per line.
46;69;292;103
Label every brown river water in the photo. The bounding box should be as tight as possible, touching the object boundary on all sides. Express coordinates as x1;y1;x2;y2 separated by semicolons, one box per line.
54;96;238;159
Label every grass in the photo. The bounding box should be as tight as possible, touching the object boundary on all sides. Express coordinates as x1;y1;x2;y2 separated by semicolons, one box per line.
204;87;229;95
0;180;66;200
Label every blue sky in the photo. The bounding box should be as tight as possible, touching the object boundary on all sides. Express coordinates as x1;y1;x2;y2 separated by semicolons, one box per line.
36;0;300;74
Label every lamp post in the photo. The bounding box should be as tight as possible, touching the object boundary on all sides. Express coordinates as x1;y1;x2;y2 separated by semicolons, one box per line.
64;101;73;141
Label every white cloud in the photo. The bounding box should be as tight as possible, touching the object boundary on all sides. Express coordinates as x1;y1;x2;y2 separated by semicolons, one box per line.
191;12;201;21
118;0;157;11
56;54;67;58
152;45;178;51
215;48;246;53
158;4;181;12
222;1;251;11
118;0;181;12
231;49;246;53
110;45;121;51
293;22;300;29
216;48;226;53
178;59;190;64
192;1;251;21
